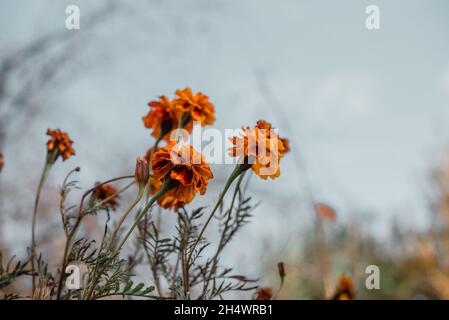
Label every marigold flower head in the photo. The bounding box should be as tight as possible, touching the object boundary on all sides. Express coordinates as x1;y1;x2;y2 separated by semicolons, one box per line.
229;120;289;180
152;142;213;209
46;129;75;162
173;87;215;128
92;183;120;211
256;287;273;300
143;96;178;141
332;275;355;300
0;151;4;173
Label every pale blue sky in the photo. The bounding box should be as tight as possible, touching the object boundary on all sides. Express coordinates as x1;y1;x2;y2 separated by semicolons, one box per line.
1;0;449;246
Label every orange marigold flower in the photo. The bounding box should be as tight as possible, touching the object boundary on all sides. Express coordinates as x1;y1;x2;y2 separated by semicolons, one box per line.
173;87;215;128
92;183;120;211
144;147;155;164
143;96;178;141
0;151;4;173
256;287;273;300
46;129;75;162
332;275;355;300
229;120;288;180
152;142;213;209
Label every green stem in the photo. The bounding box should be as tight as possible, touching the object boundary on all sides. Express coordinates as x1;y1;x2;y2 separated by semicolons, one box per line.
179;112;191;129
109;189;144;249
186;164;249;282
202;172;246;293
31;160;52;296
113;181;174;256
274;277;285;300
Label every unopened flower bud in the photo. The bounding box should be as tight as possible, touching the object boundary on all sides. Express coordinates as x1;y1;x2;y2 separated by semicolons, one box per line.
0;151;4;173
278;262;286;279
135;157;149;189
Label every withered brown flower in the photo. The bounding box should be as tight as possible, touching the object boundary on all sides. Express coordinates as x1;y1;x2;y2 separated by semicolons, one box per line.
256;287;273;300
46;129;75;162
229;120;289;180
92;182;120;211
152;142;213;209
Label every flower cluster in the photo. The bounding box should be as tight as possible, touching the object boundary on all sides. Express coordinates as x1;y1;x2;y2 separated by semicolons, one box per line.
140;90;290;210
24;86;291;301
46;129;75;163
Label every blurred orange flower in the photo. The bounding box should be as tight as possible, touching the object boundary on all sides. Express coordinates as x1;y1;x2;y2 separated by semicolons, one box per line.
173;87;215;128
314;203;336;221
143;95;178;141
46;129;75;162
152;142;213;209
256;287;273;300
229;120;289;180
0;151;4;173
332;275;355;300
92;183;120;211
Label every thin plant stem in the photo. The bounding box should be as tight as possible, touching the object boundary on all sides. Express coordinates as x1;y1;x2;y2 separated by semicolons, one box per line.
202;172;246;294
315;216;333;298
139;216;163;297
114;181;173;255
170;251;181;299
31;159;52;296
184;164;248;295
109;189;144;249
